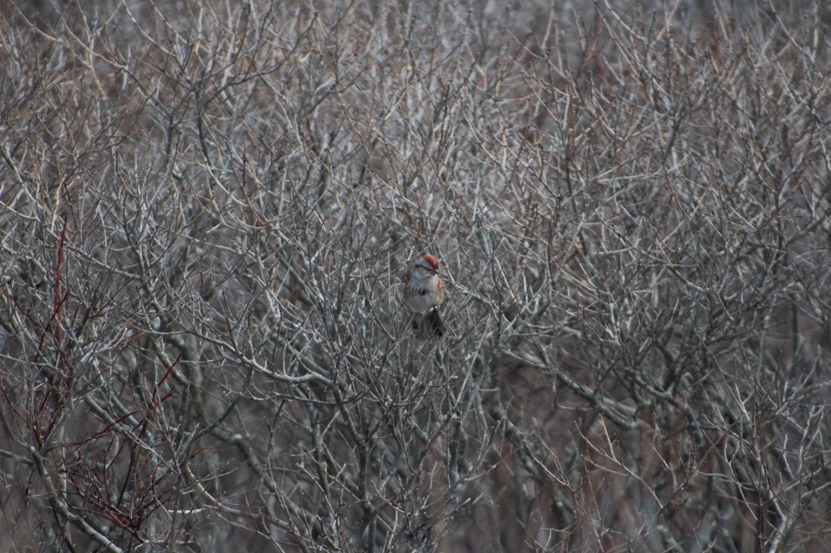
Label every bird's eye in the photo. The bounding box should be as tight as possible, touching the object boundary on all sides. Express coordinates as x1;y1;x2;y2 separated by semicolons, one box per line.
419;288;426;295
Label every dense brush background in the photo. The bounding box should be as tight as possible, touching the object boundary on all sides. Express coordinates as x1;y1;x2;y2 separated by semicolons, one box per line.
1;0;831;551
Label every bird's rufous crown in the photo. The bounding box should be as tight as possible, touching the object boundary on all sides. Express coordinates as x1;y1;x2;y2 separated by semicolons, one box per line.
421;255;439;270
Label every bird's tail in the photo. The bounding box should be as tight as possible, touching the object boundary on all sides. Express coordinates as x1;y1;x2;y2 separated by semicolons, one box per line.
411;308;446;339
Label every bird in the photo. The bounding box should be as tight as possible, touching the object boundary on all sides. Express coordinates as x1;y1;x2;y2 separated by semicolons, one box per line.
404;254;446;338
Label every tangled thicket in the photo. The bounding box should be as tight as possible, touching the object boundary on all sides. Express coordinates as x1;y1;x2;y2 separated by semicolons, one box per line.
1;0;830;551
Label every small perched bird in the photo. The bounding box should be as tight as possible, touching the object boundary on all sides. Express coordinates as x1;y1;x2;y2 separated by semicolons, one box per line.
404;254;446;338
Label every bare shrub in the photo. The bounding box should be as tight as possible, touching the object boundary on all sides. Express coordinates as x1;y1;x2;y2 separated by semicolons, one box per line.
1;1;830;551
